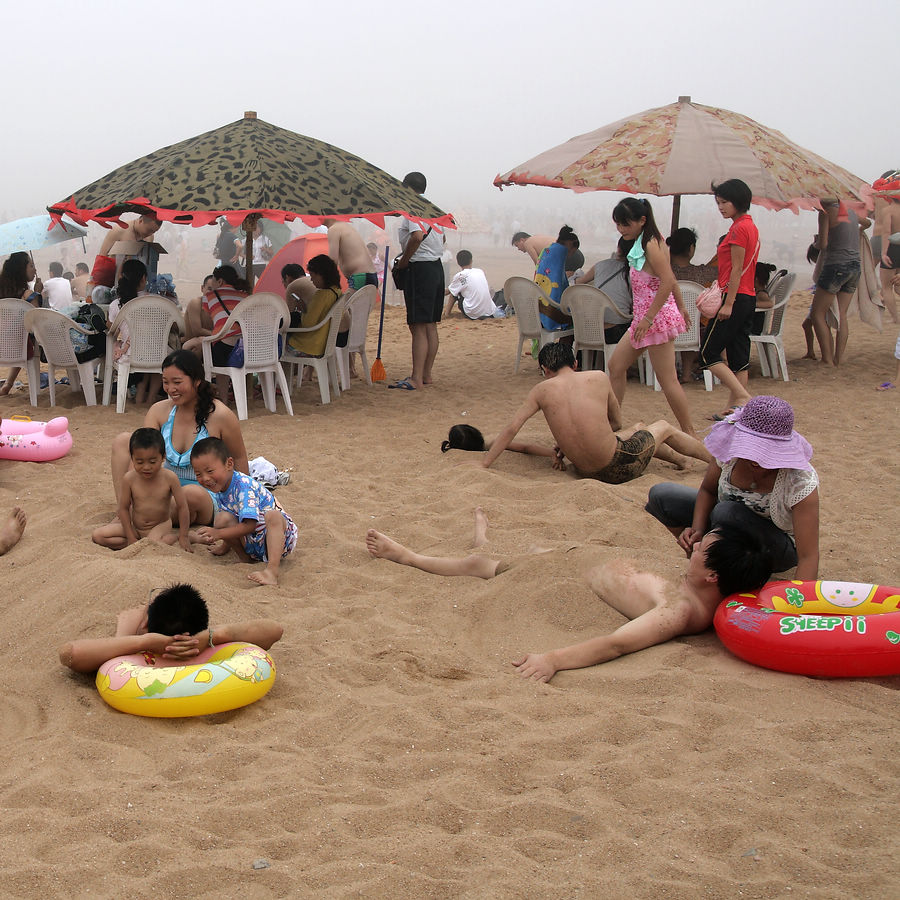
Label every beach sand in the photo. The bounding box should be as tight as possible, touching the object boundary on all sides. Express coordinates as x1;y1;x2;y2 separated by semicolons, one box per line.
1;264;898;898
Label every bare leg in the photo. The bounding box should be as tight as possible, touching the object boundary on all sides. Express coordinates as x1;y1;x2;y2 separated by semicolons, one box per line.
809;287;837;365
0;506;26;555
642;419;712;464
880;267;898;324
422;322;439;385
706;361;752;411
248;510;286;586
111;431;133;503
366;529;501;579
408;323;428;390
0;367;22;395
607;338;641;408
801;316;817;359
92;520;128;550
180;484;215;527
647;342;697;437
833;291;853;366
472;507;489;549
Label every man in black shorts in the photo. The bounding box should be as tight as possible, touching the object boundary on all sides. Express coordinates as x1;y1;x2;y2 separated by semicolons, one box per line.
390;172;445;391
480;342;711;482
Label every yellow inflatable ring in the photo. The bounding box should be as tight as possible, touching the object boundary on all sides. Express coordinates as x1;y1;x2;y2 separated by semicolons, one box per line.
95;642;276;717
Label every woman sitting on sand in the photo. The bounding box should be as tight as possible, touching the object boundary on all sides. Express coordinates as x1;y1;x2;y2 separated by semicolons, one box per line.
110;350;249;526
645;395;820;580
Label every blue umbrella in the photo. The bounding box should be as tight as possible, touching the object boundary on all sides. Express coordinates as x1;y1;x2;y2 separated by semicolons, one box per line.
0;214;87;255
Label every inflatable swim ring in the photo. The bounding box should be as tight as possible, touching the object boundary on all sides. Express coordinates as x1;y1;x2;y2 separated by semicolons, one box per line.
95;642;276;717
715;580;900;677
0;416;72;462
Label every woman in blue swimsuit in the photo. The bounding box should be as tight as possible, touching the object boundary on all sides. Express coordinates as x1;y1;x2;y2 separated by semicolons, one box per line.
110;351;249;526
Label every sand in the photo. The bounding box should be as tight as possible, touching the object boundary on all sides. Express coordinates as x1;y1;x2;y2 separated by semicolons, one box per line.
1;264;898;899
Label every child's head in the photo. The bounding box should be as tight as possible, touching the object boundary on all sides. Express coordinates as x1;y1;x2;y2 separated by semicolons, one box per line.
281;263;306;285
537;340;576;373
441;424;486;452
702;524;772;598
456;250;473;267
190;436;234;492
117;258;147;303
754;262;777;289
557;225;579;250
666;227;698;258
712;179;753;216
49;261;64;278
129;428;166;475
146;583;209;636
612;197;662;247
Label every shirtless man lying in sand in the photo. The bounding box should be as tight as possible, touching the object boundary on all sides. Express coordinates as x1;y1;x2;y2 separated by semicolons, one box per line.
0;506;26;555
59;582;283;673
366;509;771;682
480;342;711;482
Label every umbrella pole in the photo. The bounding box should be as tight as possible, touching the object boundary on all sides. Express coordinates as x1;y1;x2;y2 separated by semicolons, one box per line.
370;247;390;382
670;195;681;233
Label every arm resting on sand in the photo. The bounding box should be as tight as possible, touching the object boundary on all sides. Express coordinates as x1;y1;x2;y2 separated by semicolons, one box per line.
513;600;695;682
481;393;542;468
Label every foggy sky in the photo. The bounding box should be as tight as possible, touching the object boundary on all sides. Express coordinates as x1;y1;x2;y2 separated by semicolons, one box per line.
2;0;897;229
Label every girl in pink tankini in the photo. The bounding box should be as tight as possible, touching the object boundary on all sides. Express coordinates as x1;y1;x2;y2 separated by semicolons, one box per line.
607;198;697;437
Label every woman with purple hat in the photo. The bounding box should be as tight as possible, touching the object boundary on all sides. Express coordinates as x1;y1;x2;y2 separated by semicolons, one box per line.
645;396;820;580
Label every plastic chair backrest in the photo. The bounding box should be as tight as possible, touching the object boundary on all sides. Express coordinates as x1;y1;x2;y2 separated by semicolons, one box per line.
345;285;377;351
675;281;703;348
25;308;91;366
321;294;349;357
765;273;795;337
560;285;613;346
110;296;184;368
0;298;32;364
226;292;289;368
503;277;542;338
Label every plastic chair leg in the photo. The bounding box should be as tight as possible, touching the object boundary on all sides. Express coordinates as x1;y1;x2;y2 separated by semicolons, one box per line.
337;348;350;391
231;371;249;420
317;361;331;404
259;372;276;412
274;365;294;416
358;348;371;386
703;370;714;391
775;344;789;381
116;363;130;413
514;335;525;373
26;357;39;407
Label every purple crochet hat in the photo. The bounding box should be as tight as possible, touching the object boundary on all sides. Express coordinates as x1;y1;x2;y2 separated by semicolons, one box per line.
704;396;813;470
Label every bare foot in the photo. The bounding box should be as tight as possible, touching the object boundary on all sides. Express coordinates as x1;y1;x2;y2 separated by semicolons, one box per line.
472;507;489;548
0;506;26;555
366;529;414;565
801;352;816;360
208;540;231;557
0;382;12;397
248;569;278;586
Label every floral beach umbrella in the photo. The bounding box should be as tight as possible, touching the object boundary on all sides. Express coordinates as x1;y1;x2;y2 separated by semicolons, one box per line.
0;214;87;255
494;96;871;226
48;111;454;284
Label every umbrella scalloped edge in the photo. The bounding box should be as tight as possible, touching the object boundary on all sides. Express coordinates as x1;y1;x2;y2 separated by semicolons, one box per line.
494;172;874;216
47;198;456;232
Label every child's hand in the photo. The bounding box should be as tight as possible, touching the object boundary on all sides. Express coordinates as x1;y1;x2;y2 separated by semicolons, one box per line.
179;534;193;553
551;446;567;471
195;526;217;544
511;653;556;683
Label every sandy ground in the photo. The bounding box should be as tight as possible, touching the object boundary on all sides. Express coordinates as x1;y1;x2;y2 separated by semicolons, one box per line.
1;254;898;898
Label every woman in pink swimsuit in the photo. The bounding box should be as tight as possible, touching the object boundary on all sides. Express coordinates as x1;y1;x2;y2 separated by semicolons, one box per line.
606;198;696;438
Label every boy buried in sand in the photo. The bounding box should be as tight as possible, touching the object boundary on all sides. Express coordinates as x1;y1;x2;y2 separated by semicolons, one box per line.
366;509;771;682
190;437;297;586
92;428;192;552
59;583;283;673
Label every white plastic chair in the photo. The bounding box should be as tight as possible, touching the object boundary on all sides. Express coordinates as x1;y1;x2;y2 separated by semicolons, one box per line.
751;273;795;381
559;284;617;372
503;276;574;373
24;308;99;406
336;284;377;390
102;296;185;413
0;298;41;405
282;293;347;405
199;292;293;420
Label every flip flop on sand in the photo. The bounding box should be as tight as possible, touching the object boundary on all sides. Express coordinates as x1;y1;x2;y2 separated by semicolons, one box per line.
877;381;896;391
388;378;416;391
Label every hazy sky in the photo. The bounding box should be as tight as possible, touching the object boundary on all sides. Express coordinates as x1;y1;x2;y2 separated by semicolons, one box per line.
2;0;897;228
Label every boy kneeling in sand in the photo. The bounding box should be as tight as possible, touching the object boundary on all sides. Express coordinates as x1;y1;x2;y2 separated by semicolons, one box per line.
92;428;193;552
59;583;283;673
366;509;771;682
190;437;297;586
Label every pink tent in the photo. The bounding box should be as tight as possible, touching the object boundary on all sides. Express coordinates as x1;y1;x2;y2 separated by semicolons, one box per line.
253;234;349;295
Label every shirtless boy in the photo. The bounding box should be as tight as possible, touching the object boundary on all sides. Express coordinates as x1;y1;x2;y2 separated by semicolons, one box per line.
512;232;554;264
91;213;161;290
59;582;283;674
481;342;711;482
324;218;377;289
366;513;771;682
92;428;192;552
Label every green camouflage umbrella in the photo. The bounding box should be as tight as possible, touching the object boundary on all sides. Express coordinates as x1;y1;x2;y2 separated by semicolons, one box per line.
49;111;454;283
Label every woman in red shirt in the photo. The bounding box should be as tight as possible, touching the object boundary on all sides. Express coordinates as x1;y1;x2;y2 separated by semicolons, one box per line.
698;179;760;418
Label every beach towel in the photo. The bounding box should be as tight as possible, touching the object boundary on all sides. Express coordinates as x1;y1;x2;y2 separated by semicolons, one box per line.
849;232;884;332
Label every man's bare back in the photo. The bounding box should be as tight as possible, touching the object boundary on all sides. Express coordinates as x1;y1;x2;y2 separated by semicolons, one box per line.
532;368;619;473
326;220;375;277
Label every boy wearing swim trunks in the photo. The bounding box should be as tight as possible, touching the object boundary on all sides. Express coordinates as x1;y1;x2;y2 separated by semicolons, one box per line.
59;583;283;673
190;437;297;586
481;342;710;482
